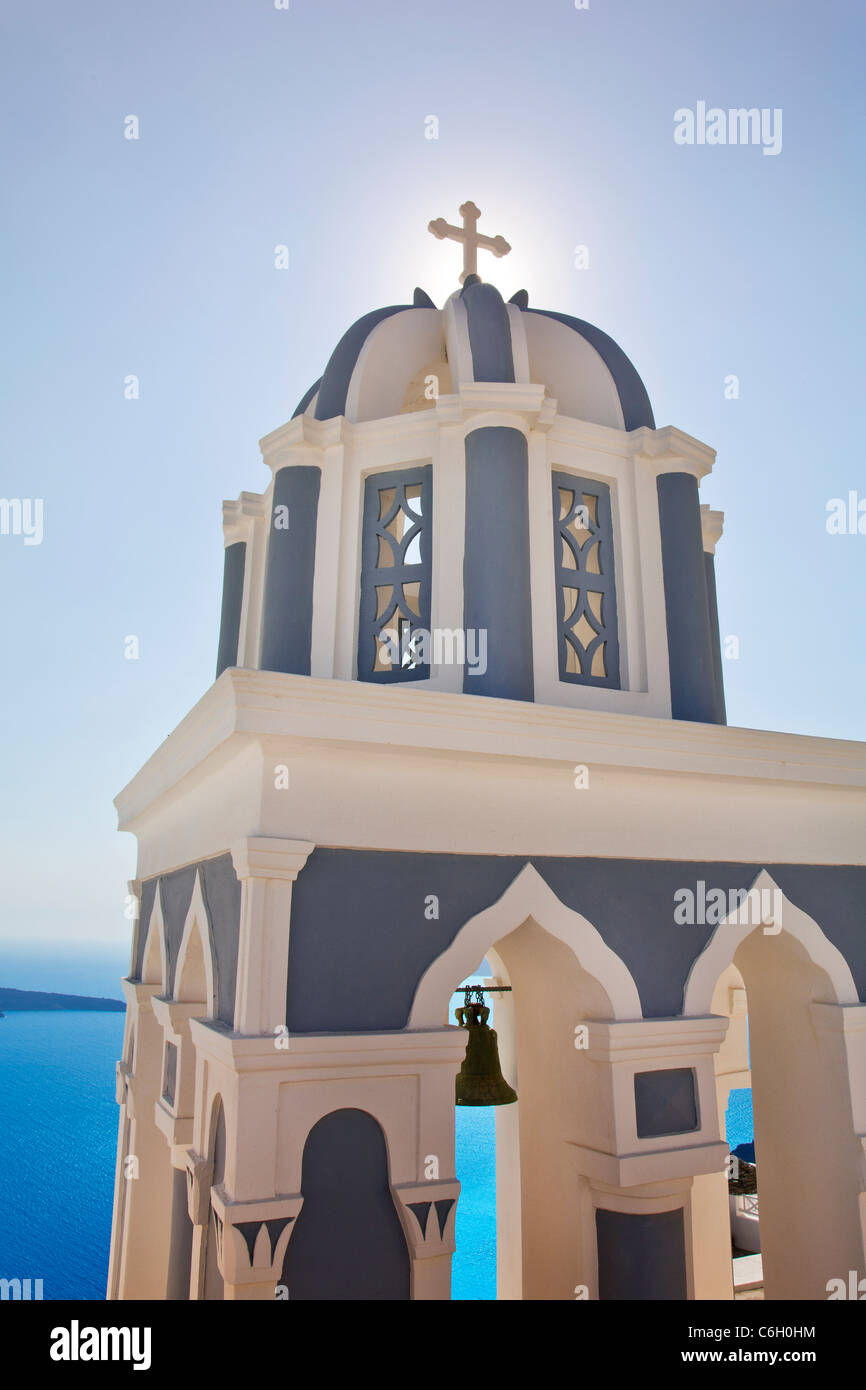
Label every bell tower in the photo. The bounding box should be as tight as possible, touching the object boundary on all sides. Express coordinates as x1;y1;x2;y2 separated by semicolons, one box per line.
213;202;726;725
108;207;866;1304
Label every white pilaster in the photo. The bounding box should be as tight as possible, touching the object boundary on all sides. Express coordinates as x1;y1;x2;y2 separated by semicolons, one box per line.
230;837;315;1036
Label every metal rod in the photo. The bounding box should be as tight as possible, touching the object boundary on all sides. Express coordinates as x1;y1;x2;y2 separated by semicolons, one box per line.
459;985;512;993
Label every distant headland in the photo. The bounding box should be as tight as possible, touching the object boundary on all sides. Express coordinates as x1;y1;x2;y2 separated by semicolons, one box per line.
0;987;125;1014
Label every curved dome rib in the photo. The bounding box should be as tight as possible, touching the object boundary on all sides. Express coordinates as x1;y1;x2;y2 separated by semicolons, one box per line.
292;377;322;419
525;308;655;431
314;304;415;421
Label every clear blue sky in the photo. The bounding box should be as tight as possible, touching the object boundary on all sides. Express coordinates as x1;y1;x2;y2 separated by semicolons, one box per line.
1;0;863;948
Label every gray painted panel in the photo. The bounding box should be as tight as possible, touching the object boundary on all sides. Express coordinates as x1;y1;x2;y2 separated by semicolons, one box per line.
657;473;720;724
131;877;158;981
165;1167;193;1301
259;465;321;676
280;1109;410;1300
704;551;727;725
596;1207;687;1299
357;465;433;683
461;281;515;383
634;1068;698;1137
286;850;866;1030
162;1041;178;1105
215;541;246;678
552;470;620;688
315;306;412;421
463;427;534;701
159;866;197;995
200;854;242;1027
132;855;240;1024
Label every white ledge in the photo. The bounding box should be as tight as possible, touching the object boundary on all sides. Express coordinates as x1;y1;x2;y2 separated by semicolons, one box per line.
115;669;866;832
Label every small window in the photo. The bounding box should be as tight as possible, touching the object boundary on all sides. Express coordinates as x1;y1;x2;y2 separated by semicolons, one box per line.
358;466;432;682
552;471;620;688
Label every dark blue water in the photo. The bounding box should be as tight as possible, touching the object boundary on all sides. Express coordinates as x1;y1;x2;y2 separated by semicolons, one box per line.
0;1010;124;1300
0;950;753;1301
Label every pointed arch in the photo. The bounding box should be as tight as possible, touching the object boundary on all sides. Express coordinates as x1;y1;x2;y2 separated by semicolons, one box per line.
175;870;216;1014
683;869;858;1015
141;890;168;992
408;862;643;1028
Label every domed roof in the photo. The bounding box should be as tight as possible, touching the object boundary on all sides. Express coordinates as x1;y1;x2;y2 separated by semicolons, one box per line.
293;280;654;432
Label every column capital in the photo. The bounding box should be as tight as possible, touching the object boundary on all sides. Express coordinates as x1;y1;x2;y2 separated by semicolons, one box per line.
222;493;266;548
231;837;315;883
581;1014;729;1064
568;1138;729;1188
151;996;206;1037
393;1179;460;1258
184;1149;213;1226
121;978;161;1011
701;504;725;555
627;424;716;481
210;1186;303;1286
115;1060;132;1108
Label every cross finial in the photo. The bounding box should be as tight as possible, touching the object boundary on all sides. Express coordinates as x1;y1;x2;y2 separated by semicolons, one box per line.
428;201;511;284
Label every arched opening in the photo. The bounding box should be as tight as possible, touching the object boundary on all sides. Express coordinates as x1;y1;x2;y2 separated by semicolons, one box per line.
709;963;758;1294
166;898;213;1300
417;865;642;1302
140;903;165;991
175;914;209;1006
450;953;499;1301
280;1109;410;1300
689;879;864;1300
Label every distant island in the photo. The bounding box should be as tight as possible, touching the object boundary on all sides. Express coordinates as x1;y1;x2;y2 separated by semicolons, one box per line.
0;987;125;1014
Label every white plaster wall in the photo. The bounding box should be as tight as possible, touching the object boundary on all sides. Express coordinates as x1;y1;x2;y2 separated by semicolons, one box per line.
522;311;625;429
118;677;866;875
345;308;445;423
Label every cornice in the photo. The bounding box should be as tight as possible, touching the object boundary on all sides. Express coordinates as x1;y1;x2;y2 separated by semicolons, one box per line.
231;836;315;882
628;424;716;481
222;493;266;546
187;1019;467;1072
584;1015;729;1062
701;504;725;554
115;669;866;831
255;407;718;472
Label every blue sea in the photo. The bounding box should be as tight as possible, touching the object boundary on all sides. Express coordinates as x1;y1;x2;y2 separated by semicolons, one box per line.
0;948;753;1300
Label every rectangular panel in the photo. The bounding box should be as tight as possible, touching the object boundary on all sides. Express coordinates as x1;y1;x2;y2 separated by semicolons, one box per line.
358;465;433;683
552;470;620;688
634;1067;699;1138
596;1207;687;1300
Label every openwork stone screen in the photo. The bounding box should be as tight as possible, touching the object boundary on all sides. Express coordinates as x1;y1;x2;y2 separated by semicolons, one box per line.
358;465;433;682
552;471;620;688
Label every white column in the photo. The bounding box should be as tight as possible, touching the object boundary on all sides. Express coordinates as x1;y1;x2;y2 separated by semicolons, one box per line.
569;1016;732;1301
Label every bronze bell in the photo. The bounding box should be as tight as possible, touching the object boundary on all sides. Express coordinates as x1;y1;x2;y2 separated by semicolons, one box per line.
454;991;517;1107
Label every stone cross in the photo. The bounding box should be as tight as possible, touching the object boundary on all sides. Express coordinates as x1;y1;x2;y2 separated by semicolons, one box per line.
428;201;511;284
